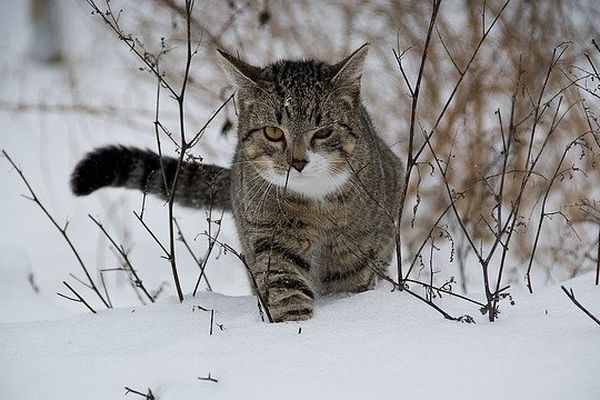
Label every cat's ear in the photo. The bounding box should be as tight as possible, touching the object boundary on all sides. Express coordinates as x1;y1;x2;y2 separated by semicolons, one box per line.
330;43;369;89
217;49;262;88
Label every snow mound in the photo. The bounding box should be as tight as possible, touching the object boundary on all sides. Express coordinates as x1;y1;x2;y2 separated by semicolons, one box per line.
1;275;599;400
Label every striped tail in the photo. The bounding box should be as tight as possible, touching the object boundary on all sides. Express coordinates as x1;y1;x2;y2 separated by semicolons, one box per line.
70;146;231;210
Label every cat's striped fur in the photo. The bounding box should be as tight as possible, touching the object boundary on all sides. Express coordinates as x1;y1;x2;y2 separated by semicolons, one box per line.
71;44;403;322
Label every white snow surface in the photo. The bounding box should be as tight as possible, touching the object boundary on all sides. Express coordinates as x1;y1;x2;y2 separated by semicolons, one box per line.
1;274;599;400
1;2;599;399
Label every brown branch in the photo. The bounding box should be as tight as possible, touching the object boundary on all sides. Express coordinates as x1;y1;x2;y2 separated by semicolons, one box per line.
187;93;234;148
100;272;113;308
173;218;213;293
596;224;600;286
395;0;510;289
133;211;170;256
372;264;473;322
86;0;189;302
2;149;110;309
124;387;156;400
411;0;511;163
395;0;442;287
198;373;219;383
561;286;600;326
58;281;98;314
161;0;198;303
89;215;155;303
526;132;593;293
403;278;485;307
200;233;273;323
435;25;462;75
151;0;225;50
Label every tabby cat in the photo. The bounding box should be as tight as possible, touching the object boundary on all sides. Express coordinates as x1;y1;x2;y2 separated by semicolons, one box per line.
71;44;403;322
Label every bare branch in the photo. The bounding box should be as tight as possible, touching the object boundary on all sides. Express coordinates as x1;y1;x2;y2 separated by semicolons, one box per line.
89;215;156;303
561;286;600;327
2;150;110;309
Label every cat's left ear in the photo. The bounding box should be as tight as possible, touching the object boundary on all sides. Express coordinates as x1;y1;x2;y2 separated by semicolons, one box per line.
217;49;262;88
330;43;369;90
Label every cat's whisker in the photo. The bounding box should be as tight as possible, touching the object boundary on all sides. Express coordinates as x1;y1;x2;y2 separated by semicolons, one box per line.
232;175;270;215
257;182;274;215
244;179;271;207
229;159;271;167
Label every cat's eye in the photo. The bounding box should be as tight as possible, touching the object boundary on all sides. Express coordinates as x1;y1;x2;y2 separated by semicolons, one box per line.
263;126;285;142
313;127;333;140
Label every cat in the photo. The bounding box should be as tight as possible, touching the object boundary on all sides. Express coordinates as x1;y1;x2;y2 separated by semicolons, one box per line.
71;43;403;322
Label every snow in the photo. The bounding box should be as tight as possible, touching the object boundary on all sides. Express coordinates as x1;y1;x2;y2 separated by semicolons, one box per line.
1;273;599;400
1;2;599;399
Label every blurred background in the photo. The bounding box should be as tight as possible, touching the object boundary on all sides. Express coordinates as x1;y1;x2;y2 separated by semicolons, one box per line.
1;0;599;322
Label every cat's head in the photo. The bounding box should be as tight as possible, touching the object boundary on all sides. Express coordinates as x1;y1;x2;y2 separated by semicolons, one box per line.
218;44;369;199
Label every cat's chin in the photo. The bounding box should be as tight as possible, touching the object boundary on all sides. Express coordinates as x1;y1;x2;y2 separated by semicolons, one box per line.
261;169;351;200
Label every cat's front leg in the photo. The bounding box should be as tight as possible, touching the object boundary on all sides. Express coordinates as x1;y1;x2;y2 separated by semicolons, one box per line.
250;236;315;322
319;230;394;295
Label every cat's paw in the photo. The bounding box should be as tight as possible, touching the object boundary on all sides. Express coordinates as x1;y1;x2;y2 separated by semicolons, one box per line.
271;306;313;322
268;289;314;322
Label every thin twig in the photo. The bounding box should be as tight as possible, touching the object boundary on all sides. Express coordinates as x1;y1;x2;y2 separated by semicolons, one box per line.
58;281;98;314
561;286;600;326
403;278;485;307
596;224;600;286
174;218;213;292
2;149;110;308
526;132;592;293
133;211;170;256
89;215;155;303
161;0;198;303
198;373;218;383
100;272;113;308
124;386;156;400
395;0;442;287
200;233;273;323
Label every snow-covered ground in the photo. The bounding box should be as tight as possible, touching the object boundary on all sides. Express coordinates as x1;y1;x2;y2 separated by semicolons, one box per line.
2;265;599;399
1;2;599;399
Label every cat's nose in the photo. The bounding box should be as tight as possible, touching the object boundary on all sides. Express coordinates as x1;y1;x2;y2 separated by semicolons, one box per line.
291;158;308;172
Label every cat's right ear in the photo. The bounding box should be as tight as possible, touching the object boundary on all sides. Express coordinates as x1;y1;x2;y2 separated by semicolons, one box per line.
330;43;369;91
217;49;262;88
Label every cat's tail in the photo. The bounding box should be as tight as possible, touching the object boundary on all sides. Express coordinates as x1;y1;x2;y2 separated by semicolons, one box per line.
70;146;231;210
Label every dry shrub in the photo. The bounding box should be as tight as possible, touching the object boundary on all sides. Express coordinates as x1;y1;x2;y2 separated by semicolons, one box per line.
78;0;600;291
